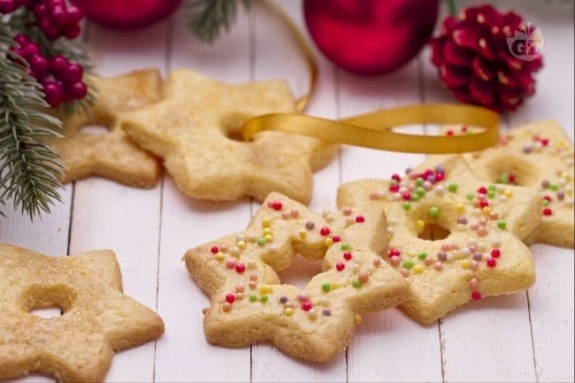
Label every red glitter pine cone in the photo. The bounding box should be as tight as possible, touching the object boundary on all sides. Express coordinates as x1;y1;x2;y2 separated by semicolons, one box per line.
429;4;543;112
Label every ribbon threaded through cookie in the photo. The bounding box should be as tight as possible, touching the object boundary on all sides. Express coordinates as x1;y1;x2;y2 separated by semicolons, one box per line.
242;103;500;154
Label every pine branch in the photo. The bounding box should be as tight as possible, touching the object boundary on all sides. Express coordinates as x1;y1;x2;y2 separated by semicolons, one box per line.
0;26;64;219
185;0;252;43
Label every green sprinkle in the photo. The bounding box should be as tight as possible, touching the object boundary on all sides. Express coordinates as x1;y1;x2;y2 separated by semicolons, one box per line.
402;259;414;269
416;177;424;186
257;237;266;246
497;220;507;230
260;295;268;303
403;202;411;211
488;190;496;198
322;282;331;292
448;183;458;192
418;252;427;260
249;294;257;302
466;192;474;200
416;187;426;197
550;184;558;191
340;243;350;251
352;279;361;288
488;184;497;191
429;206;440;218
411;193;421;202
543;199;550;206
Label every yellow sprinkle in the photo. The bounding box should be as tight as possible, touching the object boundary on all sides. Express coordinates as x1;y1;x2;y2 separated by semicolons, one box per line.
237;240;246;249
260;285;273;294
504;190;513;198
215;252;225;262
461;259;470;269
264;234;273;242
331;282;340;290
416;220;425;233
324;238;333;246
457;203;465;213
284;307;294;316
262;218;271;228
482;206;492;216
354;314;363;325
299;229;307;239
413;264;424;274
263;228;272;235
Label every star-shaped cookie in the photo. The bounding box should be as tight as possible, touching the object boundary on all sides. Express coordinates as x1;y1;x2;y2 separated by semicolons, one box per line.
121;69;339;204
435;120;574;248
0;244;165;382
44;69;163;188
184;192;409;362
337;156;540;324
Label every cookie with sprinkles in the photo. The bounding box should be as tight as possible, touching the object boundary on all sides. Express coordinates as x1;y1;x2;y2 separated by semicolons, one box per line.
183;192;409;363
437;119;574;248
337;155;540;324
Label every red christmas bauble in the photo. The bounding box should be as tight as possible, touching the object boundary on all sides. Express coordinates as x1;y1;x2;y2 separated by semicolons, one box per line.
303;0;439;76
71;0;182;30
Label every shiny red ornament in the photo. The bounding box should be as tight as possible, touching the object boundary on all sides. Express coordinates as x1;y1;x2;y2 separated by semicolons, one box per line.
303;0;439;76
429;5;544;112
70;0;182;30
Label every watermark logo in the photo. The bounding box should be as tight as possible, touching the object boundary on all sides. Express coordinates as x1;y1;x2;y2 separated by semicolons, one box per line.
506;23;544;61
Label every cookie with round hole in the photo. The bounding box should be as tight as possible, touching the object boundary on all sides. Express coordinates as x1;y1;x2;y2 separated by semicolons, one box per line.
44;69;163;188
121;69;339;204
436;120;574;248
0;243;165;383
337;155;540;324
183;192;409;362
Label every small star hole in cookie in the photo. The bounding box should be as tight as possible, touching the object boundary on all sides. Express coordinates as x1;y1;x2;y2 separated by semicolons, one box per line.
43;69;164;188
337;155;540;324
0;244;165;383
183;192;409;363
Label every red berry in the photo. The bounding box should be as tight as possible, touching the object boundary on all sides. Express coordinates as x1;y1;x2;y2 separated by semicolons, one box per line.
29;54;49;77
66;5;83;23
62;63;83;84
50;55;68;74
42;81;63;108
64;23;81;39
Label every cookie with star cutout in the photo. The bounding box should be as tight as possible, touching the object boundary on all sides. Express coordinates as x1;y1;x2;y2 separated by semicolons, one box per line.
121;69;339;204
44;69;163;188
0;243;164;382
184;192;409;363
337;155;540;324
435;119;574;248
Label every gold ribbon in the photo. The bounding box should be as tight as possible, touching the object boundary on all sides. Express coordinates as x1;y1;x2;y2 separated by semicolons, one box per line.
254;0;500;154
242;104;499;154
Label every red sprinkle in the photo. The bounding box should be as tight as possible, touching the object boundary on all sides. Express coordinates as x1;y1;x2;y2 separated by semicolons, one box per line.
543;208;553;216
471;291;482;300
486;258;497;268
336;262;345;271
225;294;236;303
270;201;283;210
301;301;312;311
477;186;488;194
391;173;401;182
388;248;401;257
320;227;330;236
235;263;246;273
355;215;365;223
389;183;400;192
332;236;341;243
491;248;501;258
343;251;352;260
210;246;219;254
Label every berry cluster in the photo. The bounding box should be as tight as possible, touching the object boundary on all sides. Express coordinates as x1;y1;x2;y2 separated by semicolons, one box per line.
11;34;87;108
1;0;88;108
25;0;84;40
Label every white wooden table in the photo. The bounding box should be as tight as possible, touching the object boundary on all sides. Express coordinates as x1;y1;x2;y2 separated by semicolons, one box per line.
2;1;573;382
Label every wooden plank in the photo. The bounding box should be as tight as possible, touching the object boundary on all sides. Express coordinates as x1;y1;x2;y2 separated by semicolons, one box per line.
152;6;253;382
67;21;168;383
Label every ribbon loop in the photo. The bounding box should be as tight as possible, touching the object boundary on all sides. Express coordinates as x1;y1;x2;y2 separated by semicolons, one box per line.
242;103;500;154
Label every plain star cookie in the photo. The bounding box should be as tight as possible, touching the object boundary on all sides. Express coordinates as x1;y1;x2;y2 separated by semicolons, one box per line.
437;120;574;248
44;69;163;188
0;244;165;382
337;156;540;324
121;69;339;204
184;192;409;362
